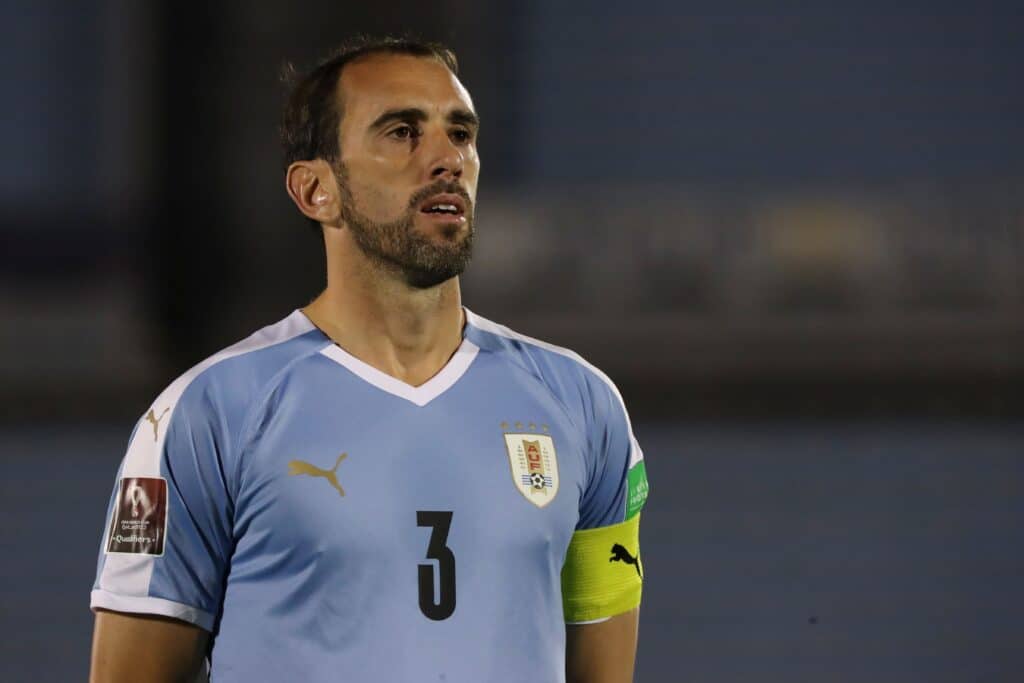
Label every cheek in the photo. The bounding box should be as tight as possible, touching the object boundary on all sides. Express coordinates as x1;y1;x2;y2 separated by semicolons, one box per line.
463;153;481;193
344;174;409;220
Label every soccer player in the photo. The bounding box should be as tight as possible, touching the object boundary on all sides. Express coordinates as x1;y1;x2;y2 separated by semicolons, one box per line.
89;37;648;683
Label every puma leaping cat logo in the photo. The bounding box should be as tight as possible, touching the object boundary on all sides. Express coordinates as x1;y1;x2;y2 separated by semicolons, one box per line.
609;543;642;578
144;407;170;442
288;453;347;497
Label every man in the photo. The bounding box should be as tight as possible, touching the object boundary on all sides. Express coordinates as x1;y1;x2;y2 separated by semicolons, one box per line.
89;37;648;682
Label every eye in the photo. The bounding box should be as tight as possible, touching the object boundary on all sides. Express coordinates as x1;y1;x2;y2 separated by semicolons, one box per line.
389;124;419;140
450;128;473;144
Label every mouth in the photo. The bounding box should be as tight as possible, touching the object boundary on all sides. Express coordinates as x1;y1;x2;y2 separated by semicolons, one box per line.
418;193;468;223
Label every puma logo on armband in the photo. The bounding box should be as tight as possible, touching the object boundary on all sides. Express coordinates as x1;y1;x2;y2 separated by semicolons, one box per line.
609;543;642;578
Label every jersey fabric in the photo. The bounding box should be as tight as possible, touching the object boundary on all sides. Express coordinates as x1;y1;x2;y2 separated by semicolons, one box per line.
91;309;648;682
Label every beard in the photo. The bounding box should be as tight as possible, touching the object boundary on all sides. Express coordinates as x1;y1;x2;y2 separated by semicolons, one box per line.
334;165;475;289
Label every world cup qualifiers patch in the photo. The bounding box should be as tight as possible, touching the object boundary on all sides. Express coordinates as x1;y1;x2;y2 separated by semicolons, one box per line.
626;460;648;520
105;477;167;556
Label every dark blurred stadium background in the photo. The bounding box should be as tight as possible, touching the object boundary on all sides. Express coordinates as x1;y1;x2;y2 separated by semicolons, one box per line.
1;1;1021;681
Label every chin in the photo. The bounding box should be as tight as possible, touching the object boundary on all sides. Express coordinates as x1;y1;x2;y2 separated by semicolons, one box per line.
438;223;470;241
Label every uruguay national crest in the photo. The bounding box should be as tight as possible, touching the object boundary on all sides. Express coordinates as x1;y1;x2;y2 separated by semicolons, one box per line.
504;427;559;507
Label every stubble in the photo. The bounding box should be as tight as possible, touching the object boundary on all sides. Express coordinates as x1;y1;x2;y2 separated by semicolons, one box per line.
334;163;475;289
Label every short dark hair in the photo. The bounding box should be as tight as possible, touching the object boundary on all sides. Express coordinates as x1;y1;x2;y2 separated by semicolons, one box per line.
279;35;459;170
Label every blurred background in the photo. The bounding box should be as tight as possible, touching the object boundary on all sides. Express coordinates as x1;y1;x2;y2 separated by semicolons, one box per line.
1;0;1021;681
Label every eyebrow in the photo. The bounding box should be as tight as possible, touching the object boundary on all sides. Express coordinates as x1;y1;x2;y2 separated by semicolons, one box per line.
449;109;481;130
368;107;480;132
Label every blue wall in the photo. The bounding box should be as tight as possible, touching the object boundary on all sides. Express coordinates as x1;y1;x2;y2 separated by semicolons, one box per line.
520;1;1024;183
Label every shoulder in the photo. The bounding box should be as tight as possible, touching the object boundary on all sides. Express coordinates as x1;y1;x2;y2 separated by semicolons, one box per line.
464;309;630;428
139;310;328;447
466;309;645;520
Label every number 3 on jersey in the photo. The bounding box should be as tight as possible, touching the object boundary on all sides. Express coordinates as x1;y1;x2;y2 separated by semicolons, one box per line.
417;511;456;620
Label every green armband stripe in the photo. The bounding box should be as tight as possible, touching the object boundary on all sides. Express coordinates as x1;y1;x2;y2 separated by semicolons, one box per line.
561;514;643;623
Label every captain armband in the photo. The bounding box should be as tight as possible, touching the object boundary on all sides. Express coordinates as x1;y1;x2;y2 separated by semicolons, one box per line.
561;513;643;623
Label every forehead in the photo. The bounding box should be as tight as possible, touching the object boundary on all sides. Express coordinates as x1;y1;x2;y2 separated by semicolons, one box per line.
337;53;475;127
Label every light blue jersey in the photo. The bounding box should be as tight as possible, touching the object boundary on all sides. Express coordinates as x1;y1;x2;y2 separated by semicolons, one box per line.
92;309;647;682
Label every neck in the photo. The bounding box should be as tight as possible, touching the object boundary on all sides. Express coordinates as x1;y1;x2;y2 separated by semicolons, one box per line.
302;230;465;388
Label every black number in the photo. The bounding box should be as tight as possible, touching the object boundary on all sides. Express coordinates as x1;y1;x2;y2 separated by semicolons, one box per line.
417;510;456;620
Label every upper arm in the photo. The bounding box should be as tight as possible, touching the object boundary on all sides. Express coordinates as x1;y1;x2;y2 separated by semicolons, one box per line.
560;369;648;679
561;369;648;619
565;607;639;683
90;609;209;683
91;383;238;642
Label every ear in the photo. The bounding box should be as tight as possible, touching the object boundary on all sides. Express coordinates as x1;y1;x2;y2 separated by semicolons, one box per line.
285;160;340;225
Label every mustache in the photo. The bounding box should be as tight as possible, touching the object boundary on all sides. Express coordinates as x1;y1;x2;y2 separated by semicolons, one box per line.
407;181;473;211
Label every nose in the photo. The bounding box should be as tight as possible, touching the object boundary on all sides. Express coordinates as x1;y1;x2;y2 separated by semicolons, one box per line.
424;129;464;181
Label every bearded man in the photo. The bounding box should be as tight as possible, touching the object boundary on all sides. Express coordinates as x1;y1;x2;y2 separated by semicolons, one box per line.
89;36;648;683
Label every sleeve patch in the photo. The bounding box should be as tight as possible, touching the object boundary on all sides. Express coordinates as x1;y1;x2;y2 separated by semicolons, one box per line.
626;460;648;520
561;514;643;623
105;477;168;556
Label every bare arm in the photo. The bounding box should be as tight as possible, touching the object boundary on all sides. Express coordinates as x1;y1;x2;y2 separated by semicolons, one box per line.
90;609;209;683
565;607;639;683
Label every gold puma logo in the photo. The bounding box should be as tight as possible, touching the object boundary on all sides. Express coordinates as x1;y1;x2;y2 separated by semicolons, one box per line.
144;407;170;442
288;453;347;497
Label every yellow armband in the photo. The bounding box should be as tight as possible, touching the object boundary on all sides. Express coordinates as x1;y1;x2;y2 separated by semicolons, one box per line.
561;513;643;623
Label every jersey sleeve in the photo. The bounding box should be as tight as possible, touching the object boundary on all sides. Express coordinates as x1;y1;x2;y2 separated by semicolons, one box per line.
90;380;237;632
561;370;648;623
576;373;647;530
